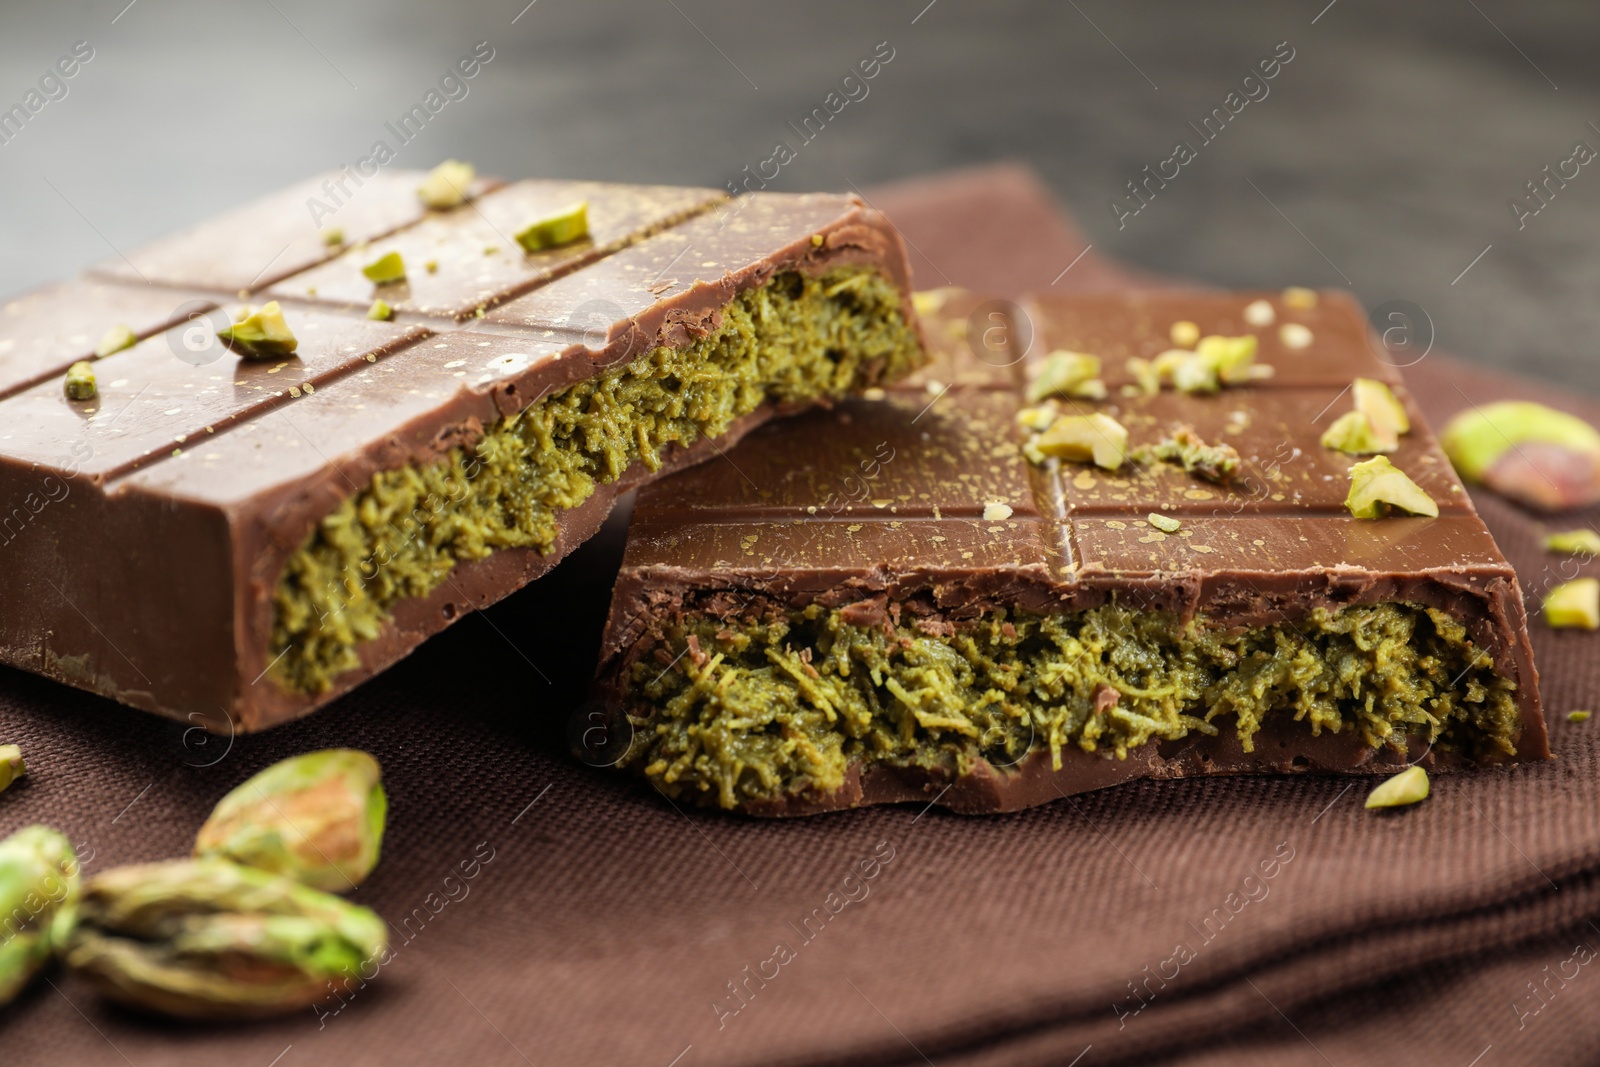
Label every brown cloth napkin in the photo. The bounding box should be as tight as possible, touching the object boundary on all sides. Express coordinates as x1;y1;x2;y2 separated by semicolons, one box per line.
2;164;1598;1067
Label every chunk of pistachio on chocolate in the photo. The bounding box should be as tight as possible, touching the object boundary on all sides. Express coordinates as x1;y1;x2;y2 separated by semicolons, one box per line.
94;324;137;358
367;299;393;322
1026;350;1103;403
416;160;476;210
515;201;589;253
320;227;345;248
216;301;298;361
1194;334;1259;383
1321;411;1393;456
63;361;97;400
1034;412;1128;470
361;251;407;286
1344;456;1438;518
1544;578;1600;630
1544;529;1600;556
1354;378;1409;441
1440;401;1600;512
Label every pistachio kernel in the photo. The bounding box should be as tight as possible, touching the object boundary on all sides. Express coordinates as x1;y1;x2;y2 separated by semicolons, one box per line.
1148;512;1181;533
1439;401;1600;512
1544;578;1600;630
1345;456;1438;519
416;160;476;210
1365;765;1429;809
366;299;393;322
63;361;97;400
1282;286;1318;310
1034;412;1128;470
1321;411;1394;456
1169;320;1200;347
1279;323;1314;349
321;227;345;248
515;200;590;253
94;324;137;358
361;251;407;286
1242;299;1275;327
1568;710;1592;723
1544;529;1600;556
1026;350;1102;403
1353;378;1409;443
982;501;1013;522
216;301;298;361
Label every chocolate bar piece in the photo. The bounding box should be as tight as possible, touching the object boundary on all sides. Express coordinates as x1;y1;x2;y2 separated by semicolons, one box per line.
0;171;924;730
595;289;1548;815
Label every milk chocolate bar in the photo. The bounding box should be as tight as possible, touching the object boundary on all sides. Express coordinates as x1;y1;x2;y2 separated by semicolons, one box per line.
0;170;924;730
595;289;1548;815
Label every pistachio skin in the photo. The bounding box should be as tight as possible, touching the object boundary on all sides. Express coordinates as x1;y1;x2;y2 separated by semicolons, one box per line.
61;858;387;1020
1440;401;1600;512
194;750;386;892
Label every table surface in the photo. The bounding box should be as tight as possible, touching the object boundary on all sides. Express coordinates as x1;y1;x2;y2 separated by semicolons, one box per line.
0;0;1596;387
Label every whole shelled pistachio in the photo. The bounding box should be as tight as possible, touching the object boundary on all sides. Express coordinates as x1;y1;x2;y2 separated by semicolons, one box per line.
194;749;386;892
61;858;387;1020
0;745;22;794
0;825;80;1004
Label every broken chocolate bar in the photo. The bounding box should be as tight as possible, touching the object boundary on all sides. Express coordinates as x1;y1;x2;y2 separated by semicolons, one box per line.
595;289;1548;815
0;170;924;730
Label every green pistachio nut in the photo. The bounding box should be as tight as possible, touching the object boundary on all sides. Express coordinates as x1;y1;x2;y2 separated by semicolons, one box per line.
366;299;393;322
63;361;97;400
61;858;387;1020
217;301;299;361
1365;765;1429;809
1125;357;1160;397
195;749;386;892
1194;334;1259;383
515;200;590;253
362;251;407;286
1345;456;1438;519
0;744;23;794
1148;512;1181;533
1352;378;1409;442
1544;578;1600;630
1035;413;1127;470
94;324;138;358
1544;529;1600;556
1026;350;1101;403
1172;355;1221;395
1439;401;1600;512
321;227;345;248
0;825;80;1004
416;160;476;210
1320;411;1394;456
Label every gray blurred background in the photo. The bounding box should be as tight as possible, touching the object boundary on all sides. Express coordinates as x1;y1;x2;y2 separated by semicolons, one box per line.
1;0;1596;387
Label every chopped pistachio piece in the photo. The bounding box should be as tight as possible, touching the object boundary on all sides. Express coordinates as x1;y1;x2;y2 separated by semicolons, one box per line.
1279;322;1314;349
1148;512;1181;533
1282;286;1318;310
416;160;476;210
63;361;97;400
1172;355;1220;395
810;233;825;247
1015;403;1058;432
1026;350;1101;402
1321;411;1394;456
366;299;393;322
1544;529;1600;556
1364;765;1429;809
1126;357;1160;397
1568;710;1592;723
94;324;137;358
1242;299;1275;327
1194;334;1259;383
982;501;1013;522
320;227;345;248
0;745;23;795
1169;320;1200;347
1143;427;1241;483
1353;377;1409;442
1345;456;1439;519
425;259;439;274
1034;413;1128;470
361;251;407;285
216;301;298;361
515;200;590;253
1544;578;1600;630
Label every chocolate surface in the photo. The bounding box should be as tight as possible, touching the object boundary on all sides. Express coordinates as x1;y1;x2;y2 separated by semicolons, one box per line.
597;289;1548;814
0;172;919;730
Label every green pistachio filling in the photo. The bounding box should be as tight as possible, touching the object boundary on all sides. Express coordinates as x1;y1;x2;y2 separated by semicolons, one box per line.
271;266;922;693
623;600;1520;810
